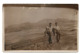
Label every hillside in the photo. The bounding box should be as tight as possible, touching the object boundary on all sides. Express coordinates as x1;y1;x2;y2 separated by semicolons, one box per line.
5;18;77;50
5;18;77;33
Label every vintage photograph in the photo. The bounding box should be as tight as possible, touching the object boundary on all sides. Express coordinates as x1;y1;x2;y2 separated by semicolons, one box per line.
3;4;78;52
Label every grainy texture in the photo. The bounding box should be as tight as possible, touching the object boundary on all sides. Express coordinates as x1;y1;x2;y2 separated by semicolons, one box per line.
5;18;77;50
4;6;78;51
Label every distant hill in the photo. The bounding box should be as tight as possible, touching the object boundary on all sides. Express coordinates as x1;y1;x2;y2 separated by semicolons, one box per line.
5;18;76;33
5;22;33;33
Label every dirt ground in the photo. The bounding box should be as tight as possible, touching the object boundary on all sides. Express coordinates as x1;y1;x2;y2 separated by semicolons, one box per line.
4;19;77;51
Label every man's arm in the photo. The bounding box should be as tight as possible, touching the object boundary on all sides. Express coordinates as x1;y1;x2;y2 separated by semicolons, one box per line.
52;28;56;36
44;28;47;37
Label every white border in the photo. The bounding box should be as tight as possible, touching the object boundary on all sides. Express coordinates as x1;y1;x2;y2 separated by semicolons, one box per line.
0;0;80;54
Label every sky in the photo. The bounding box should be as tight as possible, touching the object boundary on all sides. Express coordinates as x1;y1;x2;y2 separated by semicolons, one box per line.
3;7;77;27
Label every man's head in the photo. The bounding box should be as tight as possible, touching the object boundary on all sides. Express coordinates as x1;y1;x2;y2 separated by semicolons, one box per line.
49;23;52;27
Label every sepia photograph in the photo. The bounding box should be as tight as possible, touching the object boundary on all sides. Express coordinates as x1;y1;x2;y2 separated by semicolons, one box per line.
3;4;78;52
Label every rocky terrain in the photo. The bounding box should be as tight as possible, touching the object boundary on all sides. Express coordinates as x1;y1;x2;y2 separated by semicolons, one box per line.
5;18;77;50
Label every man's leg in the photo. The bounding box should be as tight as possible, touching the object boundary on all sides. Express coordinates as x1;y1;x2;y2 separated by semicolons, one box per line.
56;32;60;43
56;34;58;43
49;35;52;44
47;32;52;44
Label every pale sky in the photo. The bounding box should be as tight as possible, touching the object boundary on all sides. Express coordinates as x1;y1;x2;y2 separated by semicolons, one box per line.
3;7;77;27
